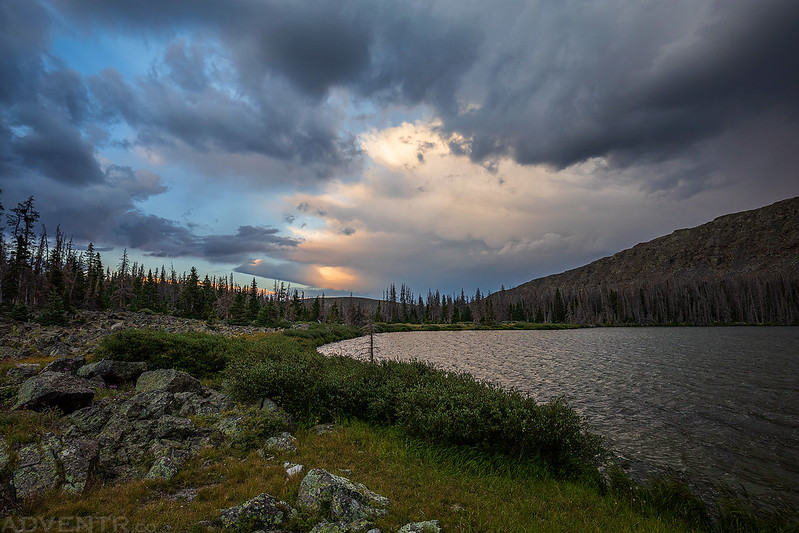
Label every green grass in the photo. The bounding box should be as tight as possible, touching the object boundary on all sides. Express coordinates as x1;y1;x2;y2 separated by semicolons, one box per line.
8;420;696;532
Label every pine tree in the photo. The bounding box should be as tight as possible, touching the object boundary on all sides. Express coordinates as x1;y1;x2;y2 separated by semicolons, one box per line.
228;291;248;325
247;278;260;321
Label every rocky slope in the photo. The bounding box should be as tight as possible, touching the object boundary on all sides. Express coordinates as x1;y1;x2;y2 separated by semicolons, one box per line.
516;196;799;292
495;196;799;324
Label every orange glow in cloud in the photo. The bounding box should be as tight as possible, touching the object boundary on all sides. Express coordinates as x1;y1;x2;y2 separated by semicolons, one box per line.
315;266;360;290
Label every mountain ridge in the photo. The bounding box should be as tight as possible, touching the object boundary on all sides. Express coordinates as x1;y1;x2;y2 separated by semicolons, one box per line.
494;196;799;324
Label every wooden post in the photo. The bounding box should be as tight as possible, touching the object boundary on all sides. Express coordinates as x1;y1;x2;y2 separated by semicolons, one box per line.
369;323;374;363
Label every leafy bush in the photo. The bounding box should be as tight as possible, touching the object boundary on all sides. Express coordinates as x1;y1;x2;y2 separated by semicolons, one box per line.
94;328;234;378
224;332;604;476
281;323;361;345
230;407;292;450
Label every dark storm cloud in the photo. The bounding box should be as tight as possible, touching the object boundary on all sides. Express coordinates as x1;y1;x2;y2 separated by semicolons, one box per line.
443;0;799;190
135;220;298;264
10;0;799;197
12;111;103;185
0;0;107;187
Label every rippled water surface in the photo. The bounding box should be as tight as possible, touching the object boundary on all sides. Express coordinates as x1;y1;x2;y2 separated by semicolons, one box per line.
319;327;799;507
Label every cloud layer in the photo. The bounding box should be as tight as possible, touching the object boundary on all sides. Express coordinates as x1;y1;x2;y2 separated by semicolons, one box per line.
1;0;798;294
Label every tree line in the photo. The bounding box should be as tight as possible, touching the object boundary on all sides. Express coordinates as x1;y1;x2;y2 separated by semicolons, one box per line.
1;193;795;327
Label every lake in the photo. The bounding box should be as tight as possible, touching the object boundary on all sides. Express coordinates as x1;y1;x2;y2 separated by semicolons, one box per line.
318;327;799;509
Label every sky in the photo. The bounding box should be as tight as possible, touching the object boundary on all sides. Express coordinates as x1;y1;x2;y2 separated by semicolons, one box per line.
1;0;798;298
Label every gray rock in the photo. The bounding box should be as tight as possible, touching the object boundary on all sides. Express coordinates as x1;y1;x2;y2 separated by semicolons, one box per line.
77;359;147;385
0;436;10;472
258;396;279;411
6;364;40;384
62;404;115;438
116;391;179;420
265;432;298;454
59;439;99;493
42;356;86;374
13;372;95;413
219;492;295;530
314;423;336;435
310;520;374;533
284;461;303;477
216;415;245;441
135;369;202;394
155;415;195;440
174;389;234;416
397;521;441;533
297;469;389;522
13;442;61;500
331;491;387;522
145;456;179;480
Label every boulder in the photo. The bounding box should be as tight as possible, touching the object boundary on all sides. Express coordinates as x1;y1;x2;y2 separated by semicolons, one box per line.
297;469;389;523
13;441;61;500
265;432;298;454
135;369;202;394
145;456;179;480
77;359;147;385
6;364;40;384
284;462;303;477
0;437;9;472
62;404;115;438
13;372;94;413
310;520;374;533
42;356;86;374
58;439;99;493
219;492;295;530
174;389;234;417
397;521;441;533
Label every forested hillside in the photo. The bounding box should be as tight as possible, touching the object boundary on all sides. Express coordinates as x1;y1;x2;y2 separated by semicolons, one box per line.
491;197;799;325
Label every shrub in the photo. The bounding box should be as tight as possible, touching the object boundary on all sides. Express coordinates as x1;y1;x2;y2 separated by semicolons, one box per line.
94;329;233;378
230;407;292;450
223;331;604;476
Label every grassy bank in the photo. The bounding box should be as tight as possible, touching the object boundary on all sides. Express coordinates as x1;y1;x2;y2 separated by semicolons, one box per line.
10;419;699;532
6;323;796;531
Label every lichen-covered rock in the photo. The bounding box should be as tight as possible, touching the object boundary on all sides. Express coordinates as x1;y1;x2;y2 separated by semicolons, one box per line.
13;371;94;413
58;438;99;493
397;521;441;533
6;363;40;384
310;520;374;533
297;469;389;523
155;415;196;440
62;404;115;438
174;389;234;416
145;456;179;480
77;359;147;385
216;415;245;441
13;441;61;500
219;492;295;530
0;436;10;472
265;432;298;454
42;356;86;374
135;368;202;394
331;491;387;522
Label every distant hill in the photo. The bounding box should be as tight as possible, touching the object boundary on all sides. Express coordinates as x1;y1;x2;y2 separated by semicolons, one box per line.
492;197;799;325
